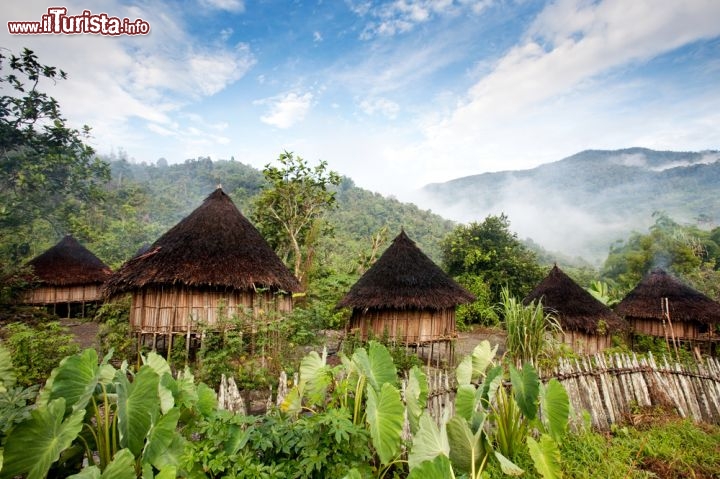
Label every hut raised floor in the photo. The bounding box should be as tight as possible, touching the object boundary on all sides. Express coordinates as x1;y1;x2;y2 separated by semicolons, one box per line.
347;308;457;366
23;284;104;318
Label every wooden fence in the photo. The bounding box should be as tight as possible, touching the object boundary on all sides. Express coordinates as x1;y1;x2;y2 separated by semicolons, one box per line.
218;353;720;431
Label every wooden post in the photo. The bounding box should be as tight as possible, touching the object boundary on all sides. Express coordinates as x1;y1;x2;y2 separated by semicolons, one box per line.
663;298;680;361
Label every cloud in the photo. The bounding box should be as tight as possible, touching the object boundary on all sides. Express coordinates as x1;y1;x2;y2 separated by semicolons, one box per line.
359;97;400;119
257;92;314;128
402;0;720;177
355;0;483;39
313;31;323;42
199;0;245;13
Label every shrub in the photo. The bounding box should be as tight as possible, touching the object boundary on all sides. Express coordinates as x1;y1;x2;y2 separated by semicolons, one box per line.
2;321;80;386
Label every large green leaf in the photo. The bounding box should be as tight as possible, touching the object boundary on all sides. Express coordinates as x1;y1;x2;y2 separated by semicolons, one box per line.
509;363;539;421
366;382;404;465
143;352;172;377
457;341;498;386
408;413;449;469
116;366;160;457
527;434;563;479
446;415;484;476
539;379;569;441
145;353;175;414
494;450;524;476
38;349;111;415
454;384;478;423
0;344;16;393
407;455;454;479
68;448;137;479
143;408;183;468
405;366;428;434
341;469;363;479
0;398;84;479
352;341;397;392
471;341;497;380
299;350;332;406
78;448;136;479
456;355;473;386
195;382;217;417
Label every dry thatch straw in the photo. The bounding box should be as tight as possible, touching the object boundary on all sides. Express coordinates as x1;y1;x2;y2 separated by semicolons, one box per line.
26;235;112;286
337;229;475;310
524;265;626;335
615;268;720;325
103;188;300;297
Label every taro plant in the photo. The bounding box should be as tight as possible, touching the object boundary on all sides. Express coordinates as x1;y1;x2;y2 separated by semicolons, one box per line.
0;348;216;478
407;341;570;479
281;341;413;477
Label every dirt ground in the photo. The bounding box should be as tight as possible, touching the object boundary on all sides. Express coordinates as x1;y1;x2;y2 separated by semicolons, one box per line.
62;322;505;367
61;319;100;350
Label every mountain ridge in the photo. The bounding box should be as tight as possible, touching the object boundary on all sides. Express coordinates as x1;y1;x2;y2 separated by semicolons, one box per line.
420;148;720;263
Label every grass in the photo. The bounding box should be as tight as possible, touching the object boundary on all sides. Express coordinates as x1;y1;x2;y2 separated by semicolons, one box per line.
559;412;720;479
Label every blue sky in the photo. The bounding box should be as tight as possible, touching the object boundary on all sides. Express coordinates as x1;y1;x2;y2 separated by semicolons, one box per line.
2;0;720;199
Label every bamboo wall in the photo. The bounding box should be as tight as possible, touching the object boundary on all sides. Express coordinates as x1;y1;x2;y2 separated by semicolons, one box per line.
23;284;103;304
129;286;293;333
631;318;712;341
348;308;456;344
562;331;614;355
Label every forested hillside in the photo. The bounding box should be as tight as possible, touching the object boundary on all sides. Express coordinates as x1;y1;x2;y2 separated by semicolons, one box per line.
28;155;456;273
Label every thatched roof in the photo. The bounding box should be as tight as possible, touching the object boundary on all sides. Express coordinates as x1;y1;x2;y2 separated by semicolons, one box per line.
337;230;475;310
103;188;300;296
524;265;625;334
26;235;112;286
615;268;720;325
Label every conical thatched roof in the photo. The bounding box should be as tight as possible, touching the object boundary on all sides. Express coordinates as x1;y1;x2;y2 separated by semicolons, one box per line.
103;188;300;296
615;268;720;325
26;235;112;286
337;230;475;310
524;265;625;334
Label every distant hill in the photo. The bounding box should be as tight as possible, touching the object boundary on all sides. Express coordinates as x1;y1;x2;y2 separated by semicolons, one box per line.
99;157;455;269
420;148;720;263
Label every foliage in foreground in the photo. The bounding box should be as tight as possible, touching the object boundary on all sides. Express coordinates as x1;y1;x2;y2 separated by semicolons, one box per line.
561;414;720;479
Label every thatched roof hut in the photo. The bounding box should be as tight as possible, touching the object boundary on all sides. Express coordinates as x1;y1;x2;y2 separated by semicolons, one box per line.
338;230;474;346
23;235;112;316
615;268;720;341
105;188;300;335
524;265;626;354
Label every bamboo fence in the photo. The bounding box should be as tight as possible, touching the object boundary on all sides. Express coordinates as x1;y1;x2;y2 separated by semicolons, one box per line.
220;353;720;431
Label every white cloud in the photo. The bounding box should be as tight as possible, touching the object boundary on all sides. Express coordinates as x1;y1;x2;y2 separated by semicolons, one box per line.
199;0;245;13
313;31;323;42
359;97;400;119
258;92;314;128
357;0;473;39
406;0;720;177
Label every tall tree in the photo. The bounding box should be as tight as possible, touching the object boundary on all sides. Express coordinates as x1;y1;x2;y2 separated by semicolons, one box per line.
441;214;544;304
252;151;341;285
601;212;720;298
0;48;109;262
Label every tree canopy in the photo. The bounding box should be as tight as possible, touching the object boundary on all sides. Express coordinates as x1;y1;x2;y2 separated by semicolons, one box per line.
0;48;109;263
601;212;720;300
441;214;545;307
251;151;341;286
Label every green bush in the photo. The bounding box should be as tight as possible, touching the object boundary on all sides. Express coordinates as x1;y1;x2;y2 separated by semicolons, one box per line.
2;321;80;386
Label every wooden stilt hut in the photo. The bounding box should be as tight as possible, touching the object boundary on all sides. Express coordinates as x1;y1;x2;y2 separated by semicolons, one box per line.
615;268;720;351
103;188;300;351
22;235;112;318
337;230;475;364
524;265;626;354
